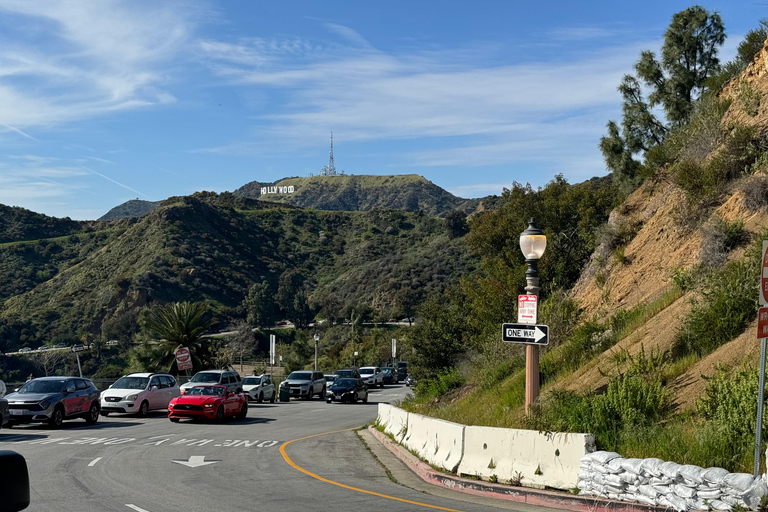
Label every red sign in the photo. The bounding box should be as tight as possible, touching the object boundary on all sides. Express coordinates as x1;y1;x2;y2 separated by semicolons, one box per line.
518;295;538;325
762;241;768;307
175;347;192;370
759;308;768;339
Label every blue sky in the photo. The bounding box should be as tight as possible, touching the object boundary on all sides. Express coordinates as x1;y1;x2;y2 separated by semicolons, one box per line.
0;1;763;220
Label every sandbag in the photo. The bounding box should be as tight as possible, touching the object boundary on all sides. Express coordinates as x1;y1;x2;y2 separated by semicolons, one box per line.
679;464;704;485
626;484;639;493
650;476;674;485
724;472;756;493
634;495;658;506
696;488;721;500
709;500;731;511
666;493;688;512
670;483;696;499
743;479;768;509
606;457;625;474
701;467;729;486
659;461;682;479
603;473;623;486
638;484;659;499
652;483;672;494
642;458;665;477
620;472;640;484
585;451;622;465
577;472;591;482
621;458;644;475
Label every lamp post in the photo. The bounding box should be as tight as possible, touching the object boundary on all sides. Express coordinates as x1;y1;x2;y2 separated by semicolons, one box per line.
313;334;320;371
520;218;546;414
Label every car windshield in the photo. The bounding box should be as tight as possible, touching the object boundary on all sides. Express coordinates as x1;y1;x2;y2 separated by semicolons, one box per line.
190;372;220;383
324;375;336;382
112;376;149;390
242;377;261;385
186;386;225;396
359;368;374;375
382;368;392;374
336;370;352;377
17;379;66;394
288;372;312;380
334;378;357;386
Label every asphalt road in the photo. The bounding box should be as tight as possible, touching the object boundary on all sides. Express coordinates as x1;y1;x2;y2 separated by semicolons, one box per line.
0;383;535;512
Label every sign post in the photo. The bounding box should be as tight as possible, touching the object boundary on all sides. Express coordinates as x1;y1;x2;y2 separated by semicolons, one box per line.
391;338;397;363
71;344;84;378
502;324;549;345
756;241;768;476
270;334;276;377
518;295;538;325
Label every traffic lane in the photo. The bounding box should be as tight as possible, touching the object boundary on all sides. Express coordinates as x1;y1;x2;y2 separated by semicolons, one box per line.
283;429;516;512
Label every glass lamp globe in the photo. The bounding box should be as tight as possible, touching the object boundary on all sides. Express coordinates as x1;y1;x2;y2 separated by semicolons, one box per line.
519;219;547;260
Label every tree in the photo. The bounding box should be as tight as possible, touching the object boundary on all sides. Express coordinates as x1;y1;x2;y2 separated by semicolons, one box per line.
635;6;724;127
228;320;255;373
243;282;277;328
276;269;313;328
444;210;469;238
737;19;768;67
144;301;213;372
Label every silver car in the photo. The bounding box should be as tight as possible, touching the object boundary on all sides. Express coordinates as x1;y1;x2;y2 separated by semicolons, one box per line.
283;370;326;400
5;377;101;428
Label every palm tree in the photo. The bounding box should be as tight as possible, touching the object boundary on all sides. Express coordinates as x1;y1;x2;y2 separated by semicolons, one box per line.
145;301;213;371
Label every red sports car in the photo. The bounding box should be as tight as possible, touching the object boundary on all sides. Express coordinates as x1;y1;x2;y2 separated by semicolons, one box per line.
168;385;248;422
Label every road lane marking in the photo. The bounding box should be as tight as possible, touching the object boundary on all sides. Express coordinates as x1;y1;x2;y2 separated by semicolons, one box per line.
280;428;466;512
126;505;150;512
88;457;102;467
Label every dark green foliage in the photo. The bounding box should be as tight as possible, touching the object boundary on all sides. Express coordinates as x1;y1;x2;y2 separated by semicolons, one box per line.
636;6;724;127
444;210;469;238
99;199;163;221
697;366;764;446
243;282;278;328
417;368;465;400
599;120;642;189
144;301;213;372
409;287;475;381
672;260;758;358
0;204;84;244
737;19;768;66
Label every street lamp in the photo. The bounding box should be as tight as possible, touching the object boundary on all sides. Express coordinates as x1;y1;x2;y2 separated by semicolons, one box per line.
313;334;320;371
520;218;546;414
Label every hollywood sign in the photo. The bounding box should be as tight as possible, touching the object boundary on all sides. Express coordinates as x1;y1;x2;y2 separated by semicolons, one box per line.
261;186;295;195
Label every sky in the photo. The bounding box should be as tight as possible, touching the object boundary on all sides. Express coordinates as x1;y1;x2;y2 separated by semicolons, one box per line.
0;1;765;220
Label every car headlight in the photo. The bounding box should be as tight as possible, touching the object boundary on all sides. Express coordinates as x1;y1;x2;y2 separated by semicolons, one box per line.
126;394;139;401
39;399;51;409
204;404;214;408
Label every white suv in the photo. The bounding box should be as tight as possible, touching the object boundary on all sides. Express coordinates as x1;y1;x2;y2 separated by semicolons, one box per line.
242;374;275;403
180;370;242;394
359;366;384;388
100;373;180;417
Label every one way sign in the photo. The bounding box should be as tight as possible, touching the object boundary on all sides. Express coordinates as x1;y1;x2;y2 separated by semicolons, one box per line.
502;324;549;345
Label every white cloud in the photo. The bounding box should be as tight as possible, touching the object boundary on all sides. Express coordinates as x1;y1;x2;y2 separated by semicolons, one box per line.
0;0;194;129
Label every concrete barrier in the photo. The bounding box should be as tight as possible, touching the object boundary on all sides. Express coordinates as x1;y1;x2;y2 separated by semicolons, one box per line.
458;426;595;490
376;403;393;431
402;412;465;473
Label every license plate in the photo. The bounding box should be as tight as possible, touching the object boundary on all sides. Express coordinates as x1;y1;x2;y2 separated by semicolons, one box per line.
334;395;341;399
10;409;23;415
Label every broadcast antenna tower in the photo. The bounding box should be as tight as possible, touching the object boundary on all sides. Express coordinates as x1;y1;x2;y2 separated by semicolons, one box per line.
319;132;337;176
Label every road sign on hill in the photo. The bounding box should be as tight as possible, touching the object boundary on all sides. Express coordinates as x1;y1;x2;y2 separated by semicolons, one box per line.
175;347;192;370
502;324;548;345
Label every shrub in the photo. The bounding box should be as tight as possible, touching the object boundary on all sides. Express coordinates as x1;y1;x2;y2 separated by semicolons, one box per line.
697;366;762;443
739;174;768;211
738;79;761;117
700;217;747;267
418;367;465;400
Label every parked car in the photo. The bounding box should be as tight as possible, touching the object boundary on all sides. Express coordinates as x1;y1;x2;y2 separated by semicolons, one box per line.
100;373;180;417
397;361;408;381
4;377;100;428
0;379;6;398
180;370;242;394
283;370;326;399
35;346;48;351
405;375;417;387
18;347;32;353
241;374;275;403
359;366;384;388
381;367;399;384
53;343;67;349
325;378;368;404
324;374;338;385
335;368;360;379
167;385;247;423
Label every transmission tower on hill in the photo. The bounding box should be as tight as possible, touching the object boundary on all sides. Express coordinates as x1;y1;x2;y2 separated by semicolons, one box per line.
319;132;338;176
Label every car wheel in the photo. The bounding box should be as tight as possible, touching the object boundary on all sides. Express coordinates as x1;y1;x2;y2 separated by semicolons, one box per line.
269;391;275;404
320;386;326;399
85;403;100;424
48;407;64;428
238;403;248;420
257;393;263;403
305;391;312;400
326;398;332;404
379;381;384;388
362;394;368;403
215;406;224;423
170;417;180;423
138;400;149;418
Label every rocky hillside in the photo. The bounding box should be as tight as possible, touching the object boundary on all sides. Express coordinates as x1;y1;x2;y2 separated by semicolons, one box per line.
99;199;162;221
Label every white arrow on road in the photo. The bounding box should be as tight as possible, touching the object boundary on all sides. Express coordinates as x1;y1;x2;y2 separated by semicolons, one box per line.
534;326;546;343
172;455;220;468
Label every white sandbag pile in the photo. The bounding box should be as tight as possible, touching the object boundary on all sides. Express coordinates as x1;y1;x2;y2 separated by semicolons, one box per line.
577;451;768;511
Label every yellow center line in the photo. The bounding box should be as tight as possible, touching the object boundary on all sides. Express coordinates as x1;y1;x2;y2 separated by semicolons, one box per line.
280;427;467;512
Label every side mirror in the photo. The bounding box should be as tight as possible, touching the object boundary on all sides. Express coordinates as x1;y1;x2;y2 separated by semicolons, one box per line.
0;450;30;511
150;386;158;391
227;392;234;397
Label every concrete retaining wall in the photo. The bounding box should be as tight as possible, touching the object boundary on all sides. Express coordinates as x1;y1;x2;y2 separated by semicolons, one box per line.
458;426;594;489
403;412;465;473
376;403;595;491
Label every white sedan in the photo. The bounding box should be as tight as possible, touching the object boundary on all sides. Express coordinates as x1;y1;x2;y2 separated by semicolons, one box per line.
359;366;384;388
242;374;276;403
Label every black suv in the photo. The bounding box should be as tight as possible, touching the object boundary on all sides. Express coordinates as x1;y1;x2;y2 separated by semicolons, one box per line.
334;368;361;379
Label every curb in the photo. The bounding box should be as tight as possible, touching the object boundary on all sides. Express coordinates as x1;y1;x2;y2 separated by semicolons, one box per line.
367;426;667;512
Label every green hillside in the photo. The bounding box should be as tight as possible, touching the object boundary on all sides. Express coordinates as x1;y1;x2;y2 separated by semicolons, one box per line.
99;199;163;221
233;174;468;216
0;191;476;351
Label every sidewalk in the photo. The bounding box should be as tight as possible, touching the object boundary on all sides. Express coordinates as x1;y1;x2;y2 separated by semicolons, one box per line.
362;426;666;512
